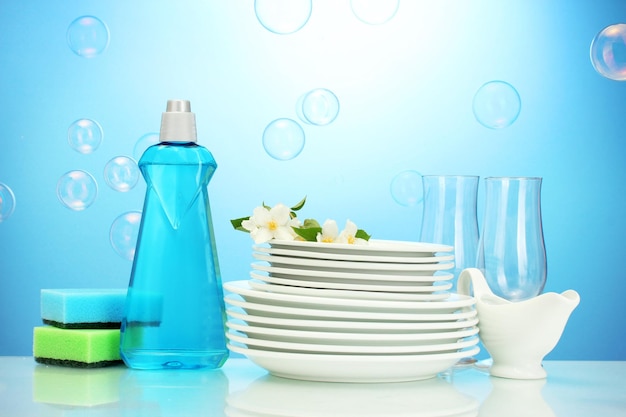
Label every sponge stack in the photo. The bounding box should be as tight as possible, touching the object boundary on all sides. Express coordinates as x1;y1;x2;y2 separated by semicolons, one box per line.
33;289;126;368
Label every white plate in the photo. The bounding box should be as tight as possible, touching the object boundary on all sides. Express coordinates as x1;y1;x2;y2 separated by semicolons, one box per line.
254;245;455;264
227;309;479;333
251;263;454;282
268;239;453;256
248;278;451;301
227;321;479;346
224;297;477;322
227;343;480;382
250;272;453;293
253;253;454;273
225;280;474;313
227;331;479;354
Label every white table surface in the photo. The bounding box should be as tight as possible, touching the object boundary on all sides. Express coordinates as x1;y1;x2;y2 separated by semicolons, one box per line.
0;357;624;416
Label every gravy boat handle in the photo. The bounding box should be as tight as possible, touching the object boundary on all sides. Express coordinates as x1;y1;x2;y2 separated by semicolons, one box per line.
458;268;494;298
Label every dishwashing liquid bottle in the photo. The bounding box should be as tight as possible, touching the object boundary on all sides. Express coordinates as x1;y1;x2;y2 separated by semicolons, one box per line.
120;99;229;370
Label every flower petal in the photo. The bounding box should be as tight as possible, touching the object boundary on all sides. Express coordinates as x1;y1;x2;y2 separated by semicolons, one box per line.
241;219;257;232
251;206;271;226
270;203;292;226
251;227;273;244
321;219;339;238
274;226;296;241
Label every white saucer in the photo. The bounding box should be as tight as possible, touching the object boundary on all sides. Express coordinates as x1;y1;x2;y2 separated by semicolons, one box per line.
227;331;479;354
225;280;474;313
227;321;479;346
251;263;455;282
253;253;454;273
254;245;455;264
248;279;452;301
224;297;477;322
226;310;479;333
250;272;453;294
268;239;453;256
227;343;480;383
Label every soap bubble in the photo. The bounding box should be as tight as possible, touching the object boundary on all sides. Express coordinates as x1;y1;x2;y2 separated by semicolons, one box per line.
298;88;340;126
66;15;110;58
255;0;312;34
56;170;98;211
351;0;400;25
262;118;305;161
390;170;423;207
133;132;159;161
110;211;142;261
0;183;16;222
68;119;103;154
104;156;140;192
590;23;626;81
472;80;521;129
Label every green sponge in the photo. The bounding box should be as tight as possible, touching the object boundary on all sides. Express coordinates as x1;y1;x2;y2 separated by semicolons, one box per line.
33;326;122;368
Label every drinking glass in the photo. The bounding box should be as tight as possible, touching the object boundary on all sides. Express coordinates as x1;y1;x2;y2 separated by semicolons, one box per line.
477;177;547;301
420;175;480;281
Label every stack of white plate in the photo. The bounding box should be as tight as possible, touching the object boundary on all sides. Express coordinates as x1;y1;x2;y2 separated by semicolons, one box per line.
224;239;479;383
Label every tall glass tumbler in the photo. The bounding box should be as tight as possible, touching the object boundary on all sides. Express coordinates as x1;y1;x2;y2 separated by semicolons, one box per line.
477;177;547;301
420;175;480;282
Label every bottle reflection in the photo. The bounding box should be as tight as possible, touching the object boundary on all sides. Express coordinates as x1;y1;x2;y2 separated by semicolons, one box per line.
118;368;228;416
226;373;479;416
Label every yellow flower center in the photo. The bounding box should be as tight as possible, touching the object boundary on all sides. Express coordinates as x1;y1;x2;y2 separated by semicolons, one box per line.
322;237;334;243
347;236;355;244
268;220;278;231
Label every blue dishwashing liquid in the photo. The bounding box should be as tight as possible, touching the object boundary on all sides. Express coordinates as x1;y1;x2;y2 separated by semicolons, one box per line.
120;99;228;370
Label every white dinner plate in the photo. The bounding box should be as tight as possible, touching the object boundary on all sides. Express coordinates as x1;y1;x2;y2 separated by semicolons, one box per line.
225;280;474;313
254;245;455;264
227;343;480;382
250;272;453;294
268;239;453;257
224;297;477;322
227;309;479;333
227;331;479;354
247;278;452;301
226;321;479;346
251;263;454;282
253;253;454;273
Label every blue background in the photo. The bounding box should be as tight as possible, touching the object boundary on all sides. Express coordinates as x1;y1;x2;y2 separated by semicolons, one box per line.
1;0;625;360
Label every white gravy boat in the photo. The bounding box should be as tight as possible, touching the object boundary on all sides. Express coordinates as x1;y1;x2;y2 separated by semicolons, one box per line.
458;268;580;379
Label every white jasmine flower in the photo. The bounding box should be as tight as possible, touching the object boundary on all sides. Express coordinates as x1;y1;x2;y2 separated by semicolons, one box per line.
336;219;367;245
241;204;296;243
316;219;339;243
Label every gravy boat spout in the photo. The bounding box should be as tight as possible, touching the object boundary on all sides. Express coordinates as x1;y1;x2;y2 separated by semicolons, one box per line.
458;268;580;379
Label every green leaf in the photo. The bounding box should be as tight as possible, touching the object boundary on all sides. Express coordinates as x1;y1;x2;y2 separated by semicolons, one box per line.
302;218;320;229
290;196;307;212
231;216;250;232
292;226;321;242
356;229;371;241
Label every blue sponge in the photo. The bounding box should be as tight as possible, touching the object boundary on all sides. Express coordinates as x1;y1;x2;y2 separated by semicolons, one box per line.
41;289;127;329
